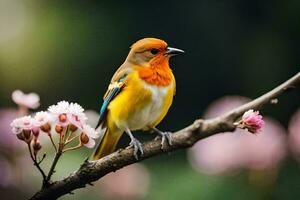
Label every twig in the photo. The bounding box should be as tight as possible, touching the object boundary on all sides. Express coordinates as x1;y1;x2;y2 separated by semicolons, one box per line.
29;72;300;200
44;127;69;186
37;153;47;165
63;143;83;153
27;143;47;183
48;134;57;152
44;148;62;186
64;135;79;146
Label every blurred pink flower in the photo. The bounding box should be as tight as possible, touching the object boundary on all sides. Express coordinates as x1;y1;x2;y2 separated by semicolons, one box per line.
0;157;14;187
188;96;287;175
288;108;300;162
241;109;264;134
12;90;40;109
97;164;150;200
0;109;27;152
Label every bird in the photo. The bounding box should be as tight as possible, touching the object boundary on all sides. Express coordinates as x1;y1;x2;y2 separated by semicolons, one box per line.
93;38;184;160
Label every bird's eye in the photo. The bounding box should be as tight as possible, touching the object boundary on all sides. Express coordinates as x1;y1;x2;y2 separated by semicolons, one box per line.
150;48;159;55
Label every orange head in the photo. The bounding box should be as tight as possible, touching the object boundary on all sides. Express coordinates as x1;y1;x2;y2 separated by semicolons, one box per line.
126;38;184;86
126;38;184;67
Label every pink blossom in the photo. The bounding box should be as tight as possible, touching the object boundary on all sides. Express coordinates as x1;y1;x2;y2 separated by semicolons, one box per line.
0;109;23;150
241;109;265;133
34;111;53;127
288;108;300;163
48;101;87;129
188;96;287;175
97;164;150;200
67;103;87;129
80;124;99;148
12;90;40;109
10;116;35;134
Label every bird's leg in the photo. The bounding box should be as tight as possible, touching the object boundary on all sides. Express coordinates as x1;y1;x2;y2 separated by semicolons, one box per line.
152;127;172;147
125;128;144;160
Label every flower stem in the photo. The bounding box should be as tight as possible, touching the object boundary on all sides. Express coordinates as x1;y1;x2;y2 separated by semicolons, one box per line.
27;143;47;184
65;135;79;146
63;143;83;153
44;126;69;187
48;134;57;152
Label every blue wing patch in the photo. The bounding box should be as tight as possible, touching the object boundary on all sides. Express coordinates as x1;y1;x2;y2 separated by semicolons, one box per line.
96;75;127;129
99;87;120;118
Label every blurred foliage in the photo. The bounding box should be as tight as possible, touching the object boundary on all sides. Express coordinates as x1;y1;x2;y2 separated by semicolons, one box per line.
0;0;299;199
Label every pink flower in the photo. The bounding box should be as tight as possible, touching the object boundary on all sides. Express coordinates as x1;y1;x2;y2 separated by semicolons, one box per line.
10;116;39;142
34;111;53;133
10;116;35;134
97;164;150;200
80;124;99;148
0;109;23;150
67;103;87;129
241;109;264;133
288;108;300;163
48;101;87;129
12;90;40;109
188;96;287;175
34;111;53;126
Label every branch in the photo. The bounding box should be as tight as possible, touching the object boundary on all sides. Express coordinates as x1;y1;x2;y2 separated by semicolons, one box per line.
30;72;300;200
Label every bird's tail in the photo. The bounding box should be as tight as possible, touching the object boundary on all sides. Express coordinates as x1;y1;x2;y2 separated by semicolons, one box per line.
92;124;123;160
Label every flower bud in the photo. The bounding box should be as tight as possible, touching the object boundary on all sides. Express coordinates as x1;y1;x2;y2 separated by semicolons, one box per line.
80;133;89;144
33;141;42;155
23;129;32;143
59;114;67;123
69;124;78;132
16;133;25;141
55;125;63;134
41;123;51;132
32;127;40;137
241;109;264;134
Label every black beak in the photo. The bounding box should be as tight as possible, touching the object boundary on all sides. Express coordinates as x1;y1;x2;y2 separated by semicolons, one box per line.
165;47;185;56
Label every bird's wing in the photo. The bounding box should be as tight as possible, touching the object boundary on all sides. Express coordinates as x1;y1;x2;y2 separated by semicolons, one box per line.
96;66;131;129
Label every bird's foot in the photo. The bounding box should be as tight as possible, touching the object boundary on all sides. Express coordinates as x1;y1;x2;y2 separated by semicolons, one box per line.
154;129;172;147
127;138;144;160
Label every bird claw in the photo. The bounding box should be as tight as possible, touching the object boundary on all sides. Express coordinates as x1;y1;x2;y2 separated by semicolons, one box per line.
155;131;172;147
127;138;144;160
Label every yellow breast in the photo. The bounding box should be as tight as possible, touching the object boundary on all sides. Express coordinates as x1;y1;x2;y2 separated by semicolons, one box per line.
108;71;174;131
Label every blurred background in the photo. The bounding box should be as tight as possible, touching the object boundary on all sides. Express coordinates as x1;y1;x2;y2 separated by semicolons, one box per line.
0;0;300;199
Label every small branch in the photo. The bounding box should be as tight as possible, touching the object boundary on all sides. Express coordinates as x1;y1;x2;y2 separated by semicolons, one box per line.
64;135;79;146
29;72;300;200
44;127;69;187
44;149;62;186
48;134;57;152
63;143;83;153
27;143;47;184
37;153;47;165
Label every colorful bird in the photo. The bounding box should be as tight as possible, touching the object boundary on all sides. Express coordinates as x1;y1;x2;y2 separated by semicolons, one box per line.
93;38;184;160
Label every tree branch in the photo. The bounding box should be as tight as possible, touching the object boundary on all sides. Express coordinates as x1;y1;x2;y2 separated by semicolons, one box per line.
29;72;300;200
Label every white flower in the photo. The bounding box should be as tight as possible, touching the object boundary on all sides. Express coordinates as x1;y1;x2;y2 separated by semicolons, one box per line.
12;90;40;109
68;103;87;129
48;101;69;115
48;101;71;127
80;124;99;148
10;116;35;134
48;101;88;129
34;111;53;126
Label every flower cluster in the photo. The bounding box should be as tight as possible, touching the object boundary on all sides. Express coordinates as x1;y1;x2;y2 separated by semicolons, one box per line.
10;101;99;155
